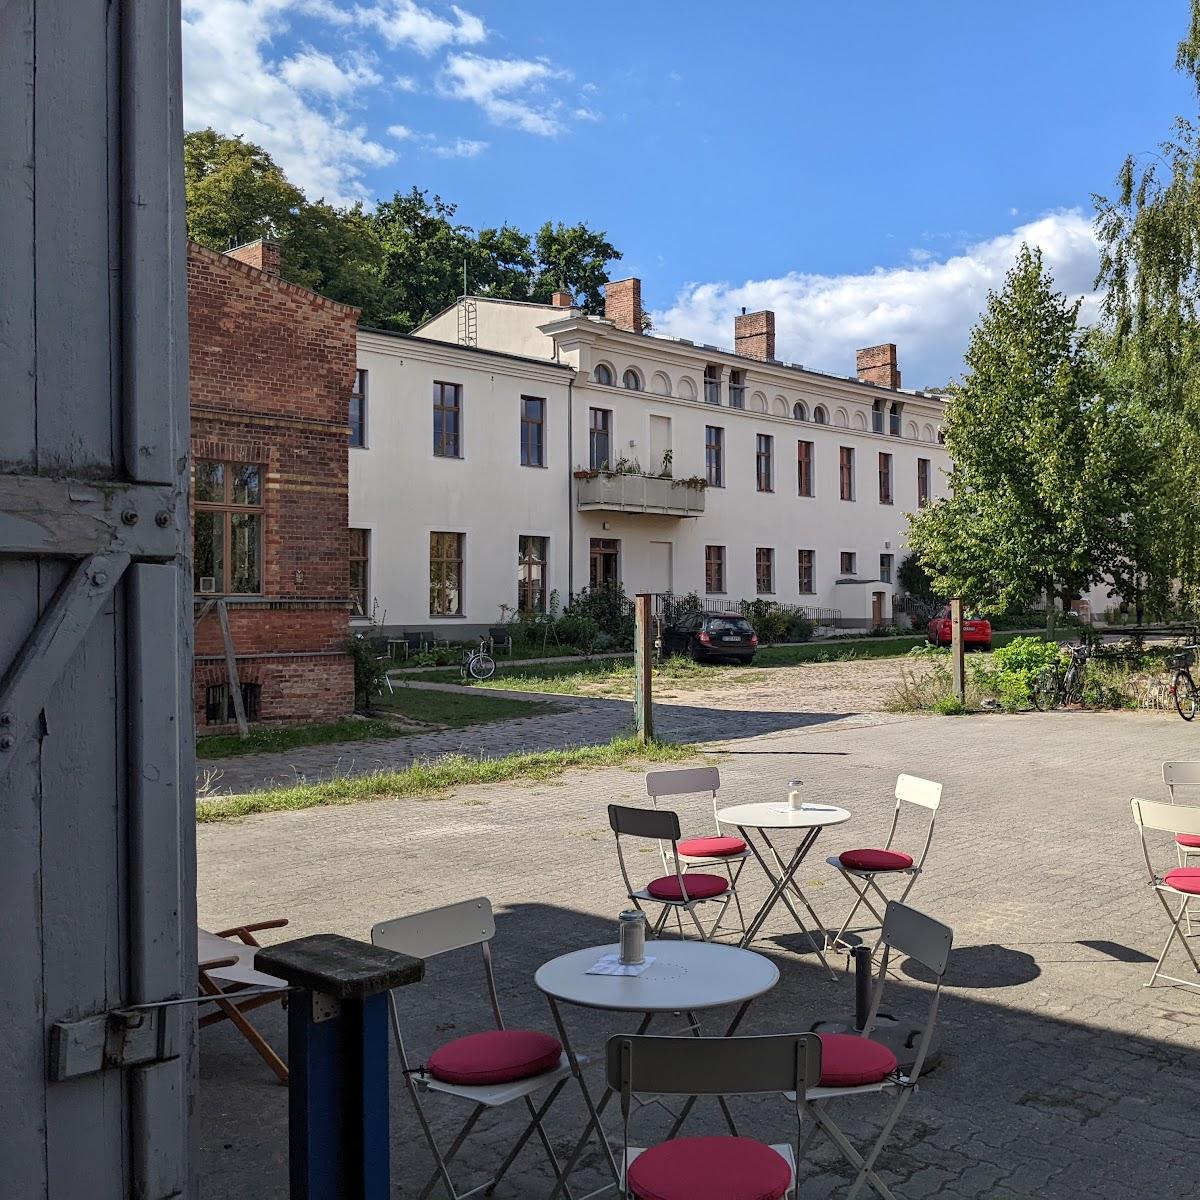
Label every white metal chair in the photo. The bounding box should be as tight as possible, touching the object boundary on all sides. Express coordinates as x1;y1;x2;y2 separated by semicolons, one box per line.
1162;762;1200;934
1130;797;1200;991
608;803;734;942
788;901;952;1200
646;766;750;936
826;774;942;955
371;897;577;1199
607;1033;821;1200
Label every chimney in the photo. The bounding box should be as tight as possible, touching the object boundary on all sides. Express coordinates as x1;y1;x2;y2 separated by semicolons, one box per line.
735;308;776;361
226;238;282;280
551;290;575;308
856;343;901;389
604;277;642;332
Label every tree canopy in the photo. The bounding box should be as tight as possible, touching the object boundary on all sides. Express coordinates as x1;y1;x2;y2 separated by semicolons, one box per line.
183;128;621;330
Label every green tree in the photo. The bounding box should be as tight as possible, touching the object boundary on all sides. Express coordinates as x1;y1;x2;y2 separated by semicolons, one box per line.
531;221;621;313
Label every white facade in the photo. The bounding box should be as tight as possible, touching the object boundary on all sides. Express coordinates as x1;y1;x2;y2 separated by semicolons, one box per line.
356;301;951;633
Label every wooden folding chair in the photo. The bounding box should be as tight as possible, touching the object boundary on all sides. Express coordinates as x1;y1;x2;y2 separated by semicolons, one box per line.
197;921;290;1084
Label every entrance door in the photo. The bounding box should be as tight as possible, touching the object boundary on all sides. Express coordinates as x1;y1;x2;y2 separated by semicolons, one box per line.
648;541;673;596
590;538;620;589
649;414;672;474
872;591;886;626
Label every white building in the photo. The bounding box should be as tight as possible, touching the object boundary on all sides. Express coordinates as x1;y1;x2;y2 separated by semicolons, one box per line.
351;279;950;637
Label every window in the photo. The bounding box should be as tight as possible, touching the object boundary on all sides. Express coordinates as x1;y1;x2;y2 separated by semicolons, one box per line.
798;549;815;594
793;401;807;421
518;535;548;613
879;553;894;584
813;405;828;425
756;547;775;594
429;531;464;616
872;398;885;435
756;434;774;492
705;425;724;487
589;407;612;470
889;402;902;437
349;528;369;616
349;368;367;447
704;363;721;405
589;538;620;589
729;369;746;409
193;460;263;595
433;381;462;457
204;681;261;725
520;396;545;467
878;452;893;504
622;368;642;391
917;457;931;507
840;551;857;575
594;362;614;386
705;545;726;594
839;446;855;500
797;440;813;497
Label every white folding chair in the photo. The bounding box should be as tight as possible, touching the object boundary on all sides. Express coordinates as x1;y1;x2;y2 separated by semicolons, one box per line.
608;1033;821;1200
1130;797;1200;990
1162;762;1200;934
372;898;577;1200
646;766;750;936
608;803;734;942
827;774;942;955
789;901;952;1200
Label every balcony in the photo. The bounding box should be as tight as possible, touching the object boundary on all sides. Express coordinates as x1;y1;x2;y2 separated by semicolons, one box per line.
575;471;705;517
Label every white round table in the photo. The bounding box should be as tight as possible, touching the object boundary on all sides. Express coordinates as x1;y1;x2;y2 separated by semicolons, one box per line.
534;940;779;1198
716;801;852;975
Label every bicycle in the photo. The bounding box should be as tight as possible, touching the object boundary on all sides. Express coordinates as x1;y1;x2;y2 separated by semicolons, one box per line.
461;637;497;682
1031;643;1090;711
1168;647;1199;721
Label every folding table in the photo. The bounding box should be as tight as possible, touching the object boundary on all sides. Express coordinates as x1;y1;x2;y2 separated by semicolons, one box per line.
534;939;779;1199
716;801;851;980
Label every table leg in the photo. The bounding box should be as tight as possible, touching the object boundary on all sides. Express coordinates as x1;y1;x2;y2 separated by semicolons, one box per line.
758;828;838;979
664;1000;753;1140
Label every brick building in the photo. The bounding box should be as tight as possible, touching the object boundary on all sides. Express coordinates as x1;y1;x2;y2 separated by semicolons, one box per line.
188;239;357;730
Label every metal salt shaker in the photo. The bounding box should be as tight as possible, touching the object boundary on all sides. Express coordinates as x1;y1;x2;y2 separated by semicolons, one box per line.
619;909;646;965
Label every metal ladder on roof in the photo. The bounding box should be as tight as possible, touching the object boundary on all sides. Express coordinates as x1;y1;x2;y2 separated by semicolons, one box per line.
457;296;477;347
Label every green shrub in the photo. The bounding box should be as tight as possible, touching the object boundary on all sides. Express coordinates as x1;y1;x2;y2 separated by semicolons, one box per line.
554;613;601;651
986;636;1061;706
565;585;634;644
933;695;966;716
789;613;815;643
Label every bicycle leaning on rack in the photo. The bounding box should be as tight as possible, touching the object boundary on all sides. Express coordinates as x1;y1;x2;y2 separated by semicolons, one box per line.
461;636;497;682
1168;646;1199;721
1031;642;1091;711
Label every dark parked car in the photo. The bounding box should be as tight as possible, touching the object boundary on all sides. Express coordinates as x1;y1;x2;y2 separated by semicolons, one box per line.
661;612;759;663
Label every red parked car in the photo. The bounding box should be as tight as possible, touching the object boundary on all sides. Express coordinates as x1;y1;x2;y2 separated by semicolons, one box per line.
926;607;992;651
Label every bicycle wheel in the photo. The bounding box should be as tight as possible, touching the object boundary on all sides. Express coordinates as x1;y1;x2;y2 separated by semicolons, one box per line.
469;652;496;681
1174;671;1198;721
1031;667;1061;712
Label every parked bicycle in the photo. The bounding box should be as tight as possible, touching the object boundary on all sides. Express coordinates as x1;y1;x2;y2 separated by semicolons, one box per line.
1031;643;1090;711
461;637;497;682
1169;646;1199;721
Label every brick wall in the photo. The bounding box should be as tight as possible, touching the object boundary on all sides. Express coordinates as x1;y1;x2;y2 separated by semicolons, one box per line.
734;309;776;361
188;240;360;729
856;343;901;389
604;277;642;332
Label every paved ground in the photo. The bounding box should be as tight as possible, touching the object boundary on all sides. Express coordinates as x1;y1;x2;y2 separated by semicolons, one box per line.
197;707;1200;1198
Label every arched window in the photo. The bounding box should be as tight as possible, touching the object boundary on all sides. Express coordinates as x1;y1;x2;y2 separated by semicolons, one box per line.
622;368;643;391
594;363;614;386
793;401;808;421
813;405;828;425
650;371;672;396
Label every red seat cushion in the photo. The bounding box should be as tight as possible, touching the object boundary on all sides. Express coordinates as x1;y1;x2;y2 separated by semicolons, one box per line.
1176;833;1200;849
1164;867;1200;896
627;1135;791;1200
427;1029;562;1086
839;848;914;873
817;1033;898;1087
646;873;730;902
677;835;747;858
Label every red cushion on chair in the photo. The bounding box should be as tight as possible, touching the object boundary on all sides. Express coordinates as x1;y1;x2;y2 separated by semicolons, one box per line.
426;1030;562;1086
677;835;747;858
1164;867;1200;896
627;1135;791;1200
1176;833;1200;849
817;1033;898;1087
646;873;730;902
839;848;914;872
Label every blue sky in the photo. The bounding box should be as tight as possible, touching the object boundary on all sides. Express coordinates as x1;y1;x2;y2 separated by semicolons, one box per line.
182;1;1194;387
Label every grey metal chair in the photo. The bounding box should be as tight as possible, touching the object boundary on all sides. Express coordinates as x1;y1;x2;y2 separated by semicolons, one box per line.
607;1033;821;1199
487;626;513;657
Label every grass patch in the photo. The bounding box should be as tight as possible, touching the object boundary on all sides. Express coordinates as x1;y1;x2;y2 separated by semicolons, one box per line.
197;718;408;759
376;687;557;725
196;735;695;822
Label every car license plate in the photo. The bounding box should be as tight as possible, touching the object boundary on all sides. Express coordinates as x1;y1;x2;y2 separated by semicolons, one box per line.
721;636;741;642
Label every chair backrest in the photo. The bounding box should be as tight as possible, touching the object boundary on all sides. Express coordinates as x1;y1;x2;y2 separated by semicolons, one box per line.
606;1034;820;1101
645;766;720;799
372;896;495;960
608;803;681;842
1132;796;1200;840
1163;761;1200;797
896;773;942;811
488;626;508;640
881;901;953;976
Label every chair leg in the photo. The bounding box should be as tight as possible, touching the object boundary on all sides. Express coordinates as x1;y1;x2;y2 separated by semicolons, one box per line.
197;973;288;1084
417;1104;485;1200
847;1092;913;1200
809;1104;896;1200
486;1083;574;1199
1147;891;1200;988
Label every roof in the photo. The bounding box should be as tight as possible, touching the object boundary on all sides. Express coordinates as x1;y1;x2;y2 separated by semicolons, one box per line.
357;324;575;372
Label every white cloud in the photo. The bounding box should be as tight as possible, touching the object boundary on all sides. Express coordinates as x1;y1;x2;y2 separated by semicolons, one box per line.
356;0;486;55
430;136;487;158
280;48;381;97
441;53;570;135
394;74;419;92
651;210;1102;390
387;123;415;140
572;106;601;122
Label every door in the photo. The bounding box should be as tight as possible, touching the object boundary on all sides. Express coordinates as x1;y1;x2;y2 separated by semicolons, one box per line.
649;414;672;475
872;591;886;626
648;541;673;597
590;538;620;589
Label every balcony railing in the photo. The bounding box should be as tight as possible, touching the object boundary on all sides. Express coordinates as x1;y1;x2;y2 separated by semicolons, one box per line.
575;472;705;517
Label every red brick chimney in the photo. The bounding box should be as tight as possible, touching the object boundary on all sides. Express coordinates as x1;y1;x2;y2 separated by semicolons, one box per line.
226;238;282;280
856;343;901;389
735;308;776;361
604;277;642;332
551;290;575;308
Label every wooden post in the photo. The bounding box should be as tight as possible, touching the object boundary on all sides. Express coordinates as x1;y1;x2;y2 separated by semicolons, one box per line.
634;593;653;743
950;597;966;704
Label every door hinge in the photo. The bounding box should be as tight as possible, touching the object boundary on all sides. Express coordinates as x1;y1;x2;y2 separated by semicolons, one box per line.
49;1004;181;1081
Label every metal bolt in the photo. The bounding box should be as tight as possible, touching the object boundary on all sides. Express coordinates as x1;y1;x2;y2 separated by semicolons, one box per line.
0;713;11;727
121;510;139;525
0;736;14;752
91;571;108;587
155;511;170;527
